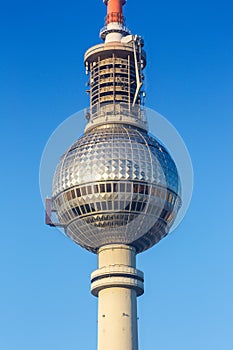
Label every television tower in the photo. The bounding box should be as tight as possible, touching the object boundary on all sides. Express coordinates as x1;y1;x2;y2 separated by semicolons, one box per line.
46;1;182;349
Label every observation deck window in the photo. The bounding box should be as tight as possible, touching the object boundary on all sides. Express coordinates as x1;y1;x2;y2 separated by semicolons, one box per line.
100;184;105;193
106;183;111;192
81;187;87;196
76;188;81;197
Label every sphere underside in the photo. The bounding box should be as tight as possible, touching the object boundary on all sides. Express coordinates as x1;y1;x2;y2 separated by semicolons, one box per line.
52;124;181;253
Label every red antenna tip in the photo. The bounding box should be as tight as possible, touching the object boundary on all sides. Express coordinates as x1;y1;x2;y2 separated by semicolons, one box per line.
104;0;126;25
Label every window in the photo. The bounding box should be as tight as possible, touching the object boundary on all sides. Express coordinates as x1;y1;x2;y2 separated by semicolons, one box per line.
136;202;143;211
138;185;145;194
131;201;137;211
141;202;146;211
89;203;96;212
120;183;125;192
119;201;125;210
113;183;118;192
80;205;86;214
126;183;132;192
94;184;99;193
100;184;105;193
76;188;81;197
124;202;131;211
87;185;92;195
106;183;112;192
96;202;101;211
84;204;91;213
72;206;81;216
161;209;168;219
66;191;71;201
133;184;139;193
81;187;87;196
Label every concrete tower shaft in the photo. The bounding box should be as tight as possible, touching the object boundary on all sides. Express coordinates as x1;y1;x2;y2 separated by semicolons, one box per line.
91;244;143;350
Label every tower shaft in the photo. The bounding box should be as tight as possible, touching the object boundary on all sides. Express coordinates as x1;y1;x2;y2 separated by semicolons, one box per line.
91;245;144;350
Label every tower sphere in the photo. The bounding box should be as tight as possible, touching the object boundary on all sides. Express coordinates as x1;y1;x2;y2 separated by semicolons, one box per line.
52;117;181;253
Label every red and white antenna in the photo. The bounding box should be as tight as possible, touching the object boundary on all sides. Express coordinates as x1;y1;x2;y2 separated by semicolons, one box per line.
104;0;126;25
100;0;130;42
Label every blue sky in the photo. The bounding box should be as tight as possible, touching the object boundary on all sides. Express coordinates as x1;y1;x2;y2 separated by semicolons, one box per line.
1;0;233;349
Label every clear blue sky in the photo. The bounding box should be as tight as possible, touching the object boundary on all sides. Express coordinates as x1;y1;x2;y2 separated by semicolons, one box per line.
1;0;233;349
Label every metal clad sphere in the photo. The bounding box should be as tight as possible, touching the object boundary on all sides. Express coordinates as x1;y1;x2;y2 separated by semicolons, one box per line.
52;124;181;253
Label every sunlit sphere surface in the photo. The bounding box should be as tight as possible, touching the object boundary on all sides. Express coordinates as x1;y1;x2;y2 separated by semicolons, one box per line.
52;124;181;253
